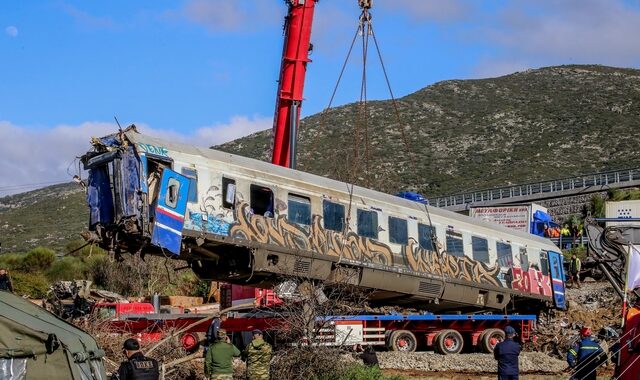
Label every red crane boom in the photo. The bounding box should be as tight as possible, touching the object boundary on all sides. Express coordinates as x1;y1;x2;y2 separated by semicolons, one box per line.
271;0;317;168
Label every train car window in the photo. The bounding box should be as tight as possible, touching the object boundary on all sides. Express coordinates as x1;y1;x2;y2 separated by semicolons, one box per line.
445;231;464;257
165;178;180;209
250;185;274;216
288;194;311;225
519;247;529;269
181;167;198;203
222;177;236;209
323;201;344;232
357;209;378;239
540;251;550;276
388;217;408;245
497;242;513;267
418;224;436;251
471;236;490;263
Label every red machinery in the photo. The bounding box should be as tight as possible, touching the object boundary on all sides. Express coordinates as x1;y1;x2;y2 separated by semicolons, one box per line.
271;0;317;168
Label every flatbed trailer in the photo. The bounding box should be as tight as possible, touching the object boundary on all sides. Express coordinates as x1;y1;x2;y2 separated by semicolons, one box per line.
221;312;536;355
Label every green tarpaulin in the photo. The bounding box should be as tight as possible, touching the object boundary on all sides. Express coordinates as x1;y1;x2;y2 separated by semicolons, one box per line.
0;291;106;380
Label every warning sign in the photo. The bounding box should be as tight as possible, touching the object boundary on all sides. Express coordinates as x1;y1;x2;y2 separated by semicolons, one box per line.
469;206;530;232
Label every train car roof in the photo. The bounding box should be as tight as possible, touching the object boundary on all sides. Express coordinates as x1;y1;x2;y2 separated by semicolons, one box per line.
126;130;556;248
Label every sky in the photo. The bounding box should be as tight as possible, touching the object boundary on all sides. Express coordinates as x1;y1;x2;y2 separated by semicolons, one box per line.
1;0;640;196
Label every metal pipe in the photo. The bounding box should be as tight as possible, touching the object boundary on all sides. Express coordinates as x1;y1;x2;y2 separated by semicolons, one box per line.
289;102;299;169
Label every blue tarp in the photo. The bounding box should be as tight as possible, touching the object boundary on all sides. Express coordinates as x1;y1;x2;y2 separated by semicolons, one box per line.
396;191;429;204
530;210;557;236
533;210;552;223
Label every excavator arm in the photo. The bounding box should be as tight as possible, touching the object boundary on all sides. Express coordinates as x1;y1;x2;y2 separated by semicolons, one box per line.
584;219;640;301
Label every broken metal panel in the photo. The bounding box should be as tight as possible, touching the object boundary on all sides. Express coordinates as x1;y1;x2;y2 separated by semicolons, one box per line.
151;168;190;255
87;165;114;228
112;145;141;220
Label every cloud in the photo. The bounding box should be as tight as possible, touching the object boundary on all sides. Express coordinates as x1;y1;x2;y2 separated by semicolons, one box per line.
377;0;472;23
0;116;271;196
174;0;281;33
5;26;18;37
60;3;116;30
191;115;271;146
470;58;532;79
471;0;640;77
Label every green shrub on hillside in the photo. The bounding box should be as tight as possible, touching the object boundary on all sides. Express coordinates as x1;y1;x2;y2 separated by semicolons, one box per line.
85;255;111;288
20;247;56;272
176;271;211;299
65;240;107;258
11;271;50;299
46;256;88;282
0;253;25;271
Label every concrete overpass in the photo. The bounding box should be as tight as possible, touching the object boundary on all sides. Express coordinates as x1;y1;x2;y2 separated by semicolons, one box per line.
430;168;640;217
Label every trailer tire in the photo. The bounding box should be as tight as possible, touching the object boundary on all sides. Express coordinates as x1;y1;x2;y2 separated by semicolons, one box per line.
435;329;464;355
387;330;417;352
480;328;505;353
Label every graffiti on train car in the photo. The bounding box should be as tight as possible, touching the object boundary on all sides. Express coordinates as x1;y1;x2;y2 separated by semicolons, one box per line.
510;267;552;297
226;202;502;287
403;240;502;287
228;202;395;266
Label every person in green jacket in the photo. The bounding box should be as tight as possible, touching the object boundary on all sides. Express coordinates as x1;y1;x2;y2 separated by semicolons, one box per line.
244;329;273;380
205;329;240;380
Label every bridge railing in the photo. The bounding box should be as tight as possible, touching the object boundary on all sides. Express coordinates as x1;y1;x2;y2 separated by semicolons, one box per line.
431;168;640;208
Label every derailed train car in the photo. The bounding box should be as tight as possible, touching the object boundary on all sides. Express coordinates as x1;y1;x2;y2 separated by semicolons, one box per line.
82;127;567;314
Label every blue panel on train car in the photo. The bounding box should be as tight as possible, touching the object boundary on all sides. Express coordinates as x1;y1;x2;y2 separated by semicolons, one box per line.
547;251;567;310
151;169;190;255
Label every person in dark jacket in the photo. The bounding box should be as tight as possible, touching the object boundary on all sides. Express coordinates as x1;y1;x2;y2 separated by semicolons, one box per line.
0;269;14;293
355;344;379;367
206;313;228;350
112;338;159;380
493;326;521;380
567;327;605;380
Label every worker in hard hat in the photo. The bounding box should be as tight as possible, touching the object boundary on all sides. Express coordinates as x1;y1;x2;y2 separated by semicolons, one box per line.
493;326;520;380
566;327;605;380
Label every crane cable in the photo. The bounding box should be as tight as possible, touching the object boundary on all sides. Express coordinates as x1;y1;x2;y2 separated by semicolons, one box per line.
309;2;443;272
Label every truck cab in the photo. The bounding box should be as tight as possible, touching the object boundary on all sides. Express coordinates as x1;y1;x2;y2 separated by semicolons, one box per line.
92;302;155;320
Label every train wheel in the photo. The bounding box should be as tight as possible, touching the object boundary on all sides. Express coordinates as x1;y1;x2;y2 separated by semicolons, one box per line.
388;330;417;352
480;328;505;353
435;329;464;355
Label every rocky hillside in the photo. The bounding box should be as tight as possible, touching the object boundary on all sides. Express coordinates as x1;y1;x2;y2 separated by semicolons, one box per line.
2;64;640;254
218;65;640;196
0;183;86;253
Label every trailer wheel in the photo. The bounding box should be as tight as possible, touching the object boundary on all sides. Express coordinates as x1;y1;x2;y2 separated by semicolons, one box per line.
480;328;505;353
435;329;464;355
388;330;417;352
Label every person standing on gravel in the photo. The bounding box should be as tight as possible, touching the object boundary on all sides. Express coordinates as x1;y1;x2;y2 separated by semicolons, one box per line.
493;326;520;380
569;254;582;288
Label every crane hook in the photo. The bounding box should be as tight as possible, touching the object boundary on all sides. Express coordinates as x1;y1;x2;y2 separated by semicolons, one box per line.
358;0;372;10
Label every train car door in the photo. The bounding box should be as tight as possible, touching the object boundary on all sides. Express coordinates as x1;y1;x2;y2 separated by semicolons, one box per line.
151;168;190;255
547;251;567;310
